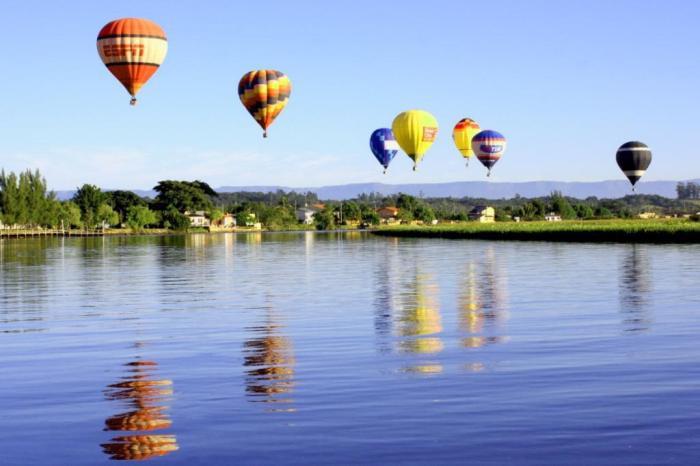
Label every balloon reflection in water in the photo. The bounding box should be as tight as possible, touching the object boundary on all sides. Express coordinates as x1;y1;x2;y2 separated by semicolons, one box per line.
619;246;652;333
458;249;509;371
101;360;178;461
396;270;444;373
372;238;400;354
243;317;296;412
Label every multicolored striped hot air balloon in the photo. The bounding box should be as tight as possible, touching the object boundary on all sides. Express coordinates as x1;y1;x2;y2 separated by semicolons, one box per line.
472;130;507;177
238;70;292;137
97;18;168;105
616;141;652;191
369;128;399;174
452;118;481;166
391;110;439;171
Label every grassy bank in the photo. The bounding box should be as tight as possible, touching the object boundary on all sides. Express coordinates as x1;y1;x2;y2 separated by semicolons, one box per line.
372;219;700;243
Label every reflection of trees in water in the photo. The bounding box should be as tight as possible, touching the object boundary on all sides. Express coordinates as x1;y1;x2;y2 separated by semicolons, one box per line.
395;269;444;373
102;359;178;461
619;246;652;333
243;315;296;411
0;238;52;334
458;248;509;370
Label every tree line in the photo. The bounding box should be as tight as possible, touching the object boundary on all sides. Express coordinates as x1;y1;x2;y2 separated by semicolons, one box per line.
2;168;699;231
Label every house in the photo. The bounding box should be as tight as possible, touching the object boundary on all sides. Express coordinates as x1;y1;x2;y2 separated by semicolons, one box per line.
544;212;562;222
212;213;236;228
185;211;210;227
637;212;658;219
377;206;400;223
296;207;318;225
468;206;495;223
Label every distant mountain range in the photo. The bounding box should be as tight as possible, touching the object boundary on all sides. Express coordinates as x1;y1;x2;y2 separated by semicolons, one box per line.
55;179;699;201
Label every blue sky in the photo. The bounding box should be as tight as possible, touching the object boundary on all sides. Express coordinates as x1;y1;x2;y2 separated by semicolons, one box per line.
0;0;698;190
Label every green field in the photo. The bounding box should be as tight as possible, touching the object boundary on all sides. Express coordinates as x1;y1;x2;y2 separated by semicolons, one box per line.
372;219;700;243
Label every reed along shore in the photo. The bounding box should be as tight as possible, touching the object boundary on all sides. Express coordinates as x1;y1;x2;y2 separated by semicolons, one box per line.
371;219;700;244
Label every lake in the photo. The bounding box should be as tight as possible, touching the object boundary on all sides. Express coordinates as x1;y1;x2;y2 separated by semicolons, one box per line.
1;232;699;465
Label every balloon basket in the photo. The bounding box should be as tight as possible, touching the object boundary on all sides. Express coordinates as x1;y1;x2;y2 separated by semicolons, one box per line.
383;169;387;175
263;131;268;138
129;97;137;106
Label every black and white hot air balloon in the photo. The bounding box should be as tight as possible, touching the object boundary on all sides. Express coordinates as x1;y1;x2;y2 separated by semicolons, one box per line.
616;141;652;191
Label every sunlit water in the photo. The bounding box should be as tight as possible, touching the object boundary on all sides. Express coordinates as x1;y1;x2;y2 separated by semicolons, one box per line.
1;232;699;465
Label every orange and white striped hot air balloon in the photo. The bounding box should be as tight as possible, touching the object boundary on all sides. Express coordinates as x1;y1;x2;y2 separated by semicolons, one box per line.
97;18;168;105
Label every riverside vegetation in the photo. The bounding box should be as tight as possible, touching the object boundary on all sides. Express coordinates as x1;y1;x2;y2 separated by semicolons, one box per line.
1;169;699;237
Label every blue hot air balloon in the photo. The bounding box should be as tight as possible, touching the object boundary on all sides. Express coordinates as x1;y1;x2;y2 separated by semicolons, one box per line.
370;128;399;174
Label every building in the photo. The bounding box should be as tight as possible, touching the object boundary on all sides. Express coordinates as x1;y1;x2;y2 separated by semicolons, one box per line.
377;206;400;223
637;212;658;219
212;213;236;228
468;206;495;223
544;212;562;222
296;207;318;225
185;211;210;227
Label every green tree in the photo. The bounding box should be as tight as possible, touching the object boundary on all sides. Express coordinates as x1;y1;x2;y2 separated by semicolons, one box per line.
0;170;21;225
396;193;418;214
208;208;224;225
595;206;614;218
105;190;147;222
314;206;336;230
575;204;594;219
96;203;119;228
531;199;546;219
235;210;255;227
550;193;576;219
57;201;83;228
360;206;380;226
153;180;216;213
397;208;414;223
161;207;191;231
413;203;436;223
126;205;157;231
341;201;362;224
73;184;105;228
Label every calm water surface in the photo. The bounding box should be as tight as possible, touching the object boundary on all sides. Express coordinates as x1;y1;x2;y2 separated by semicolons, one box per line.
1;232;699;465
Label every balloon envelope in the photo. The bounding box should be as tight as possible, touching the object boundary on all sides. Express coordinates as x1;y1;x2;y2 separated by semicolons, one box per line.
238;70;291;137
616;141;652;186
369;128;399;172
452;118;481;160
391;110;439;170
472;130;507;176
97;18;168;105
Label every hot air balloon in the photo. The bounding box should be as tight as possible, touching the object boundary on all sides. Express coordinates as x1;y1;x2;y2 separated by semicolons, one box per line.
369;128;399;174
97;18;168;105
452;118;481;166
472;130;507;177
391;110;439;171
238;70;292;137
616;141;652;191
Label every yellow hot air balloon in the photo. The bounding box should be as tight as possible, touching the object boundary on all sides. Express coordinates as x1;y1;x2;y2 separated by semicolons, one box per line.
391;110;439;170
452;118;481;166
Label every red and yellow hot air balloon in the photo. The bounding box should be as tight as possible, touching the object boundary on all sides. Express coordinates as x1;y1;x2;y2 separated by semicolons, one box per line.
97;18;168;105
452;118;480;166
238;70;292;137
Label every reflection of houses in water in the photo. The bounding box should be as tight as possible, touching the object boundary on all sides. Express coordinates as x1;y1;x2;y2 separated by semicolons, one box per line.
458;249;509;370
619;246;652;333
102;359;178;461
243;316;296;411
395;270;444;373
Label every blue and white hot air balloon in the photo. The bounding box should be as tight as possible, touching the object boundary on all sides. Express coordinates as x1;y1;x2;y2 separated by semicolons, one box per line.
370;128;399;174
472;130;507;177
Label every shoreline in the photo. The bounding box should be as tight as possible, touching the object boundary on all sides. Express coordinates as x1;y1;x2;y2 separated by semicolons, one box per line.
371;220;700;244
